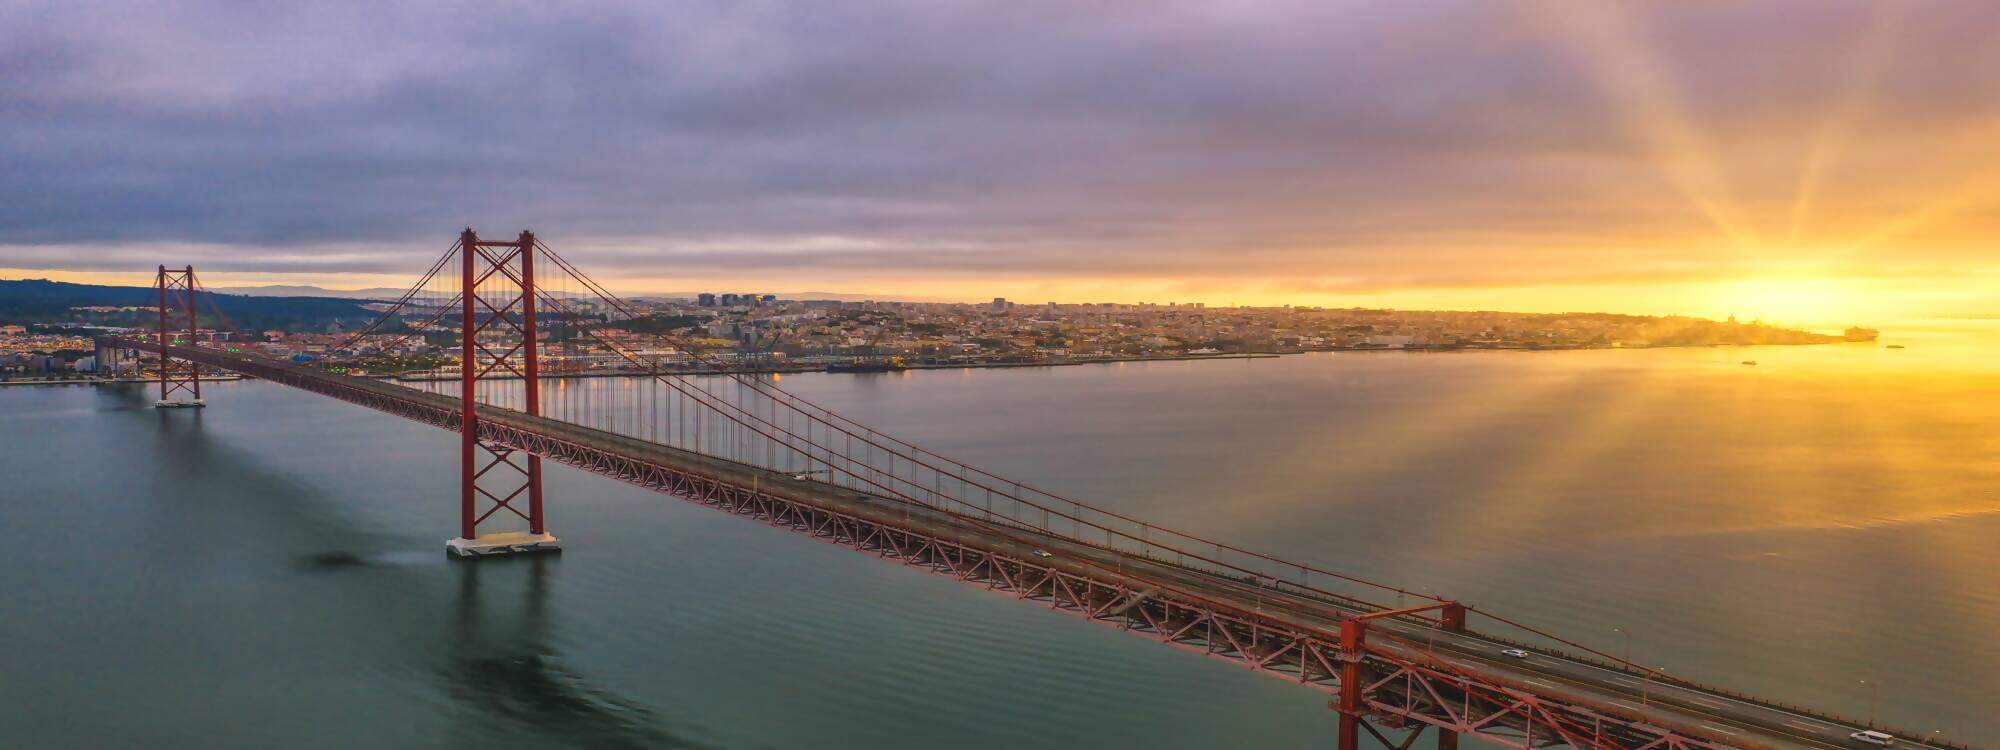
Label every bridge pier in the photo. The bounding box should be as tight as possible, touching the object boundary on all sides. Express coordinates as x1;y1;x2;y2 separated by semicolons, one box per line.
446;531;562;557
1337;619;1364;750
1435;604;1463;750
1336;601;1469;749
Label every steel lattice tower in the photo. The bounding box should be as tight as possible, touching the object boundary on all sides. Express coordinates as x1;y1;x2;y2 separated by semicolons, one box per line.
446;228;561;557
153;265;205;408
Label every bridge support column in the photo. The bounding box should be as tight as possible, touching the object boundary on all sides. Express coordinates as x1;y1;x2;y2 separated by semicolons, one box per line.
153;265;206;408
446;227;560;558
1434;602;1464;750
1439;601;1465;633
1337;618;1365;750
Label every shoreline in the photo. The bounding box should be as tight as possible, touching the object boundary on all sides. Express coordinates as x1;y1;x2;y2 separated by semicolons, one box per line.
376;340;1862;381
382;352;1281;380
0;374;246;387
0;340;1873;387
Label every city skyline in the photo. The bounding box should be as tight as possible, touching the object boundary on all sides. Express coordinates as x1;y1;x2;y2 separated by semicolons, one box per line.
6;1;1997;327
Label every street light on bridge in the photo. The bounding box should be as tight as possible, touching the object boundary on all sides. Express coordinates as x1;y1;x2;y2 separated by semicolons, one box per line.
1609;627;1655;707
1611;626;1633;666
1637;666;1666;708
1859;679;1878;728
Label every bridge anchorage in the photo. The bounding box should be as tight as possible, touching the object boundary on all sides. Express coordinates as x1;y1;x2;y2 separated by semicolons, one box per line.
445;228;560;558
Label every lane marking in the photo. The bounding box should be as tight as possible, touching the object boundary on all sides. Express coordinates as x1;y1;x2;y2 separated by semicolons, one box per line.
1560;656;1840;728
1700;724;1741;736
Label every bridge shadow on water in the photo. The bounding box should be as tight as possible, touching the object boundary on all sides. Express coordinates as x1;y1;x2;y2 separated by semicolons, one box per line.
122;385;704;748
443;556;707;750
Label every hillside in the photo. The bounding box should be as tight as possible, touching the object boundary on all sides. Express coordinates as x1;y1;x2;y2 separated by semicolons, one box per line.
208;284;409;299
0;278;379;333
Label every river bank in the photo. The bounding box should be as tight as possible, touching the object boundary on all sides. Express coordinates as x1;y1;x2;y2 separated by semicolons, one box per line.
0;373;245;387
383;352;1282;381
4;342;1868;388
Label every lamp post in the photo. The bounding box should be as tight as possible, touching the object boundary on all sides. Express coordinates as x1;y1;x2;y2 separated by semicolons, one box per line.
1610;626;1651;706
1918;730;1941;748
1860;680;1878;728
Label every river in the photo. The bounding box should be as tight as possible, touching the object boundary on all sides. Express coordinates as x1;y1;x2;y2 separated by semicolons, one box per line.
3;325;1995;747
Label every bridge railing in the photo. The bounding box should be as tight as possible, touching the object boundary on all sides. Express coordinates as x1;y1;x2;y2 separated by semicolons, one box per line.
1383;614;1974;750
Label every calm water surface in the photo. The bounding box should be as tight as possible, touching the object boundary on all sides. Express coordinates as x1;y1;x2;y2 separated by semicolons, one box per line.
3;326;1996;747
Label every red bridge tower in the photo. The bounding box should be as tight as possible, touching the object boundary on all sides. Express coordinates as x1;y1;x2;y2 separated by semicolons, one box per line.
445;228;562;558
154;265;206;408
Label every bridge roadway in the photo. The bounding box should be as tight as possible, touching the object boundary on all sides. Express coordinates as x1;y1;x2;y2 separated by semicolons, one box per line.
797;487;1877;750
116;338;1942;750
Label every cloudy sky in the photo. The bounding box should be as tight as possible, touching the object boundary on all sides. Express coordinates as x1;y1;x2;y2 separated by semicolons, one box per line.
4;0;1996;324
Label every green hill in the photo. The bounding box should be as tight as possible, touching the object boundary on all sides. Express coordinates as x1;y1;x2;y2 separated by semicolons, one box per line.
0;278;379;333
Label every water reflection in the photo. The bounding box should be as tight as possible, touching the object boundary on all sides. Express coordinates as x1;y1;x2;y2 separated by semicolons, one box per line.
96;380;153;410
444;557;703;749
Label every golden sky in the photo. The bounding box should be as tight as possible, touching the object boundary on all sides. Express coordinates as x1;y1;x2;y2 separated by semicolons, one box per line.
4;1;1997;328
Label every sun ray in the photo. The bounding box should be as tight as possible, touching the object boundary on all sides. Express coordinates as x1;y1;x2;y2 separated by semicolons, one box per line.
1525;1;1761;253
1432;359;1670;541
1177;354;1591;525
1829;168;2000;260
1785;2;1907;250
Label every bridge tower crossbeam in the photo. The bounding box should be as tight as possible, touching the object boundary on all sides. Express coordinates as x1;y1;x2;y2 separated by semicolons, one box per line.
445;227;561;558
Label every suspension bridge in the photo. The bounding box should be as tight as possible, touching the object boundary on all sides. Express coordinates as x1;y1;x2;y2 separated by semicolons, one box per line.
105;229;1967;750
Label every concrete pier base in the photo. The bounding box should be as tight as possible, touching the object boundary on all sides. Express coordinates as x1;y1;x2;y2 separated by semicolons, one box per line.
446;531;562;558
154;399;206;408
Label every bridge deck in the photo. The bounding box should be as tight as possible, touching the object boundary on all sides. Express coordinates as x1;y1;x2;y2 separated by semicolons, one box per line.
115;337;1962;750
